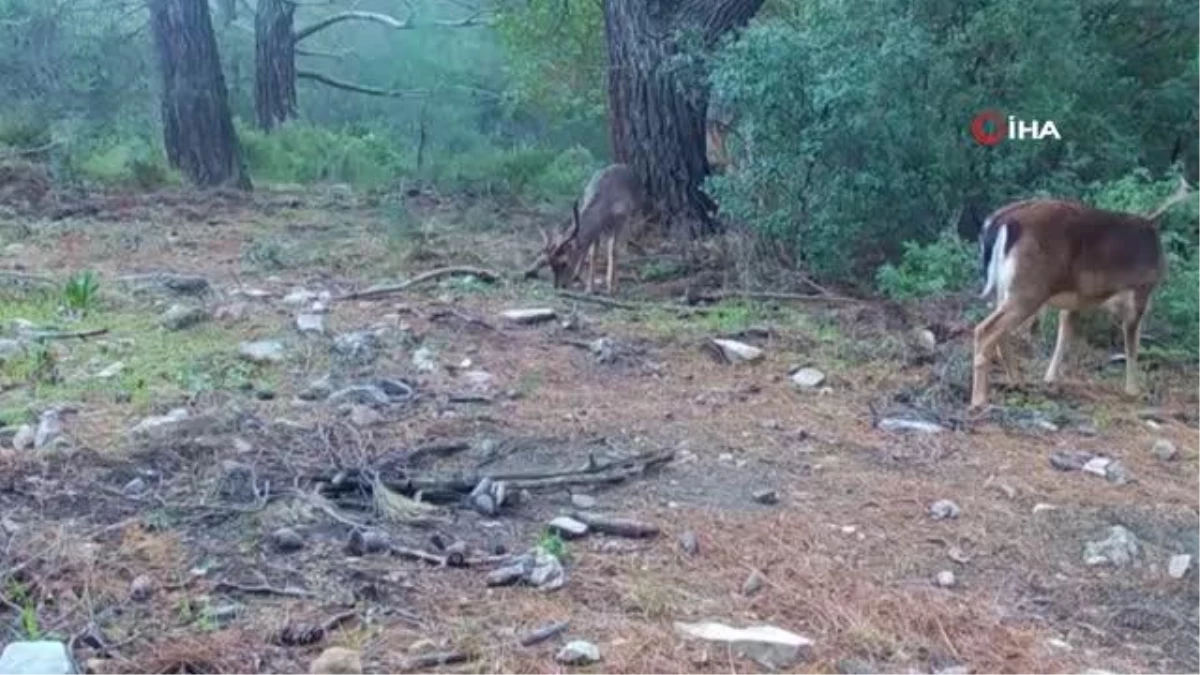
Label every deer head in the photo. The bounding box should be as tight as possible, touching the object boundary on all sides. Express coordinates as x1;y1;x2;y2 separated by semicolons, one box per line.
539;200;584;288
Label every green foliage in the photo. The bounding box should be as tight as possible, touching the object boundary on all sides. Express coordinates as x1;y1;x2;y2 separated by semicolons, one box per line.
428;145;599;203
876;230;976;300
62;270;100;312
69;137;178;189
0;116;52;150
494;0;606;128
709;0;1198;286
536;530;567;561
7;581;41;639
238;122;409;188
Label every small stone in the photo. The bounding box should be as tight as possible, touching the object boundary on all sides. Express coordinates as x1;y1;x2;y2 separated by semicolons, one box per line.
837;658;877;674
1151;439;1178;461
752;488;779;505
121;477;147;496
1103;460;1131;485
1168;554;1192;579
238;340;285;364
160;304;209;331
486;562;528;587
1049;449;1095;471
555;640;600;665
1081;456;1112;477
332;331;380;366
461;370;495;392
309;647;362;675
789;367;826;389
346;529;389;556
547;516;589;539
298;374;333;401
412;346;438;373
34;409;63;449
11;424;34;451
375;377;415;400
501;308;557;325
674;622;813;669
935;665;969;675
914;328;938;352
710;338;764;364
129;574;155;601
929;499;961;520
296;312;325;335
471;493;497;516
270;527;304;553
946;546;970;564
1083;525;1139;567
878;418;944;434
934;570;956;588
0;641;77;675
570;493;597;509
742;569;766;595
679;530;700;556
0;338;25;362
528;551;566;591
1032;502;1057;514
348;404;384;427
284;289;318;306
95;361;124;379
214;302;248;323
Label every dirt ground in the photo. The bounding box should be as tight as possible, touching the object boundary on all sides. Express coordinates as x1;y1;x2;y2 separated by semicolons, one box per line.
0;184;1197;674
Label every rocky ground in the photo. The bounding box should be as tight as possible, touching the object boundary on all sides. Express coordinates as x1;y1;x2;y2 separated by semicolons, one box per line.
0;183;1197;674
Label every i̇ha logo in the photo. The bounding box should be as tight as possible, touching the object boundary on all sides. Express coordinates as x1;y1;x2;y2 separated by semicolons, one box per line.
970;109;1061;146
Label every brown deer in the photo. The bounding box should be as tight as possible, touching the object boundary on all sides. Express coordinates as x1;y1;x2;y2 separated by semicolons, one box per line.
971;177;1192;409
535;164;647;294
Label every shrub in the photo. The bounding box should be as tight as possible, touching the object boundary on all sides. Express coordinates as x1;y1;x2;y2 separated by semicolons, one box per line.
875;229;977;300
237;121;408;188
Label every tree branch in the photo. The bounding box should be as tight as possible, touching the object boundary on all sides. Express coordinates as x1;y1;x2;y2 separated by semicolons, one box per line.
297;70;428;97
296;46;348;59
294;10;412;41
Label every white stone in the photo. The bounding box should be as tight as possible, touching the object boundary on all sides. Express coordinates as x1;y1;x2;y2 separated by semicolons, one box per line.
547;516;589;539
790;367;826;389
1168;554;1192;579
0;641;77;674
500;308;557;325
710;339;764;364
675;621;813;669
555;640;600;665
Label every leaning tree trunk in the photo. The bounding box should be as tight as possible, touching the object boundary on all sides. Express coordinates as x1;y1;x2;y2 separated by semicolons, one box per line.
603;0;764;240
148;0;250;190
255;0;296;131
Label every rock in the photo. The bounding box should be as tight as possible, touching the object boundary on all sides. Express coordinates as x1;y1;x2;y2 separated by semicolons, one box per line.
0;337;25;362
555;640;600;665
238;340;285;364
547;516;589;539
284;289;318;306
519;620;570;647
501;308;557;325
934;570;956;588
332;331;380;366
121;477;146;496
129;574;154;601
1049;449;1095;471
298;374;333;401
270;527;305;553
789;367;826;389
327;385;390;408
571;511;659;538
528;550;566;591
486;562;529;587
214;302;249;323
914;328;938;353
309;647;362;675
471;493;497;516
710;338;764;364
11;424;34;451
347;404;384;428
929;499;961;520
742;569;766;596
160;304;209;331
1168;554;1192;579
570;493;597;510
375;377;415;400
752;488;779;505
674;621;813;669
0;641;77;674
94;361;124;379
34;409;63;449
1083;526;1140;567
130;408;190;437
461;370;495;393
411;346;438;373
1103;460;1131;485
121;273;210;296
836;658;878;674
878;417;944;434
934;665;969;675
346;529;389;556
1151;439;1178;461
946;546;970;564
1081;456;1111;476
679;530;700;556
296;312;325;335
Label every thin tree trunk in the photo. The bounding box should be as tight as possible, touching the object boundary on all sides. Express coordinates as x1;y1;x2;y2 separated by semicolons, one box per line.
255;0;296;131
603;0;764;240
148;0;250;190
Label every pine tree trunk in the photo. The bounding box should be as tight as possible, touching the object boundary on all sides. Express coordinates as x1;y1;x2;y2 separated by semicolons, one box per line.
603;0;764;240
255;0;296;131
148;0;250;190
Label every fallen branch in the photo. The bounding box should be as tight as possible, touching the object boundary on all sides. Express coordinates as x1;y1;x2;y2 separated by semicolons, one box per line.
27;327;108;341
556;290;717;315
0;270;55;285
693;289;861;304
402;651;470;670
0;140;61;159
336;266;501;301
298;71;428;98
214;580;313;598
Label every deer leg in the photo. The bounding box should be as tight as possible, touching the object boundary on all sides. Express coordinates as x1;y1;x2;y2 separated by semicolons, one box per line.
585;242;596;294
1122;291;1151;397
1043;309;1073;383
971;299;1043;409
606;234;618;295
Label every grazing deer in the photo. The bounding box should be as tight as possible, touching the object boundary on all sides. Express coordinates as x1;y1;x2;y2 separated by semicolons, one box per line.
536;164;647;294
971;177;1192;409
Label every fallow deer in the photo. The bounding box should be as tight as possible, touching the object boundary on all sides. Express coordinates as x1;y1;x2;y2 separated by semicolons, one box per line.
971;177;1192;409
536;164;647;295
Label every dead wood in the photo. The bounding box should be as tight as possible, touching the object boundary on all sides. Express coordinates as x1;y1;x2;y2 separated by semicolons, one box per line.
692;289;861;304
27;327;109;341
402;651;470;670
519;620;569;646
570;511;660;538
556;290;717;315
406;440;471;465
336;266;501;301
214;579;313;598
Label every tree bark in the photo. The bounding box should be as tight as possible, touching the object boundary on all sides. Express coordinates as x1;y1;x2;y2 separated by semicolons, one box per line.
148;0;251;190
255;0;296;131
603;0;764;240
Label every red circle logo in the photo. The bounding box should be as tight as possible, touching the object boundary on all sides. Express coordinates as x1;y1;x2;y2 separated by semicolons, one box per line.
970;110;1005;146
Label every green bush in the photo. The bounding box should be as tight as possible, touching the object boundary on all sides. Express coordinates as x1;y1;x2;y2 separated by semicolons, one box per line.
875;229;977;300
426;145;598;203
69;137;177;189
238;121;409;188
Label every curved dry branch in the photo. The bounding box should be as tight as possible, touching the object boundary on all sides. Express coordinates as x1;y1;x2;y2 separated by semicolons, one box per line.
294;10;413;41
297;70;428;97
